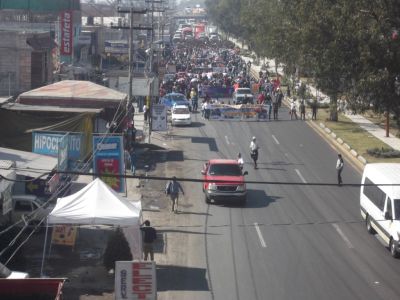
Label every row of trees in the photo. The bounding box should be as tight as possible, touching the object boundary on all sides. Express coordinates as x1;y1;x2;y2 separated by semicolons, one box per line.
205;0;400;123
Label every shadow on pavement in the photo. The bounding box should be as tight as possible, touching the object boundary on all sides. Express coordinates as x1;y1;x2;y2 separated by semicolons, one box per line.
136;149;184;173
156;265;210;291
245;189;279;208
191;136;219;152
215;189;278;209
190;121;206;127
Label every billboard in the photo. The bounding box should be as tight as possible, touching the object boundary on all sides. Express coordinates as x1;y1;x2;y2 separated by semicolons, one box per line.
60;10;73;56
115;261;156;300
93;135;125;193
32;131;84;170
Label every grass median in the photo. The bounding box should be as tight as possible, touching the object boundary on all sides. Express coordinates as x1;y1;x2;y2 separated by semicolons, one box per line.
312;108;400;164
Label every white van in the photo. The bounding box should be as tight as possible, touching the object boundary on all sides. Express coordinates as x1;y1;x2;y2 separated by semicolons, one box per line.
360;163;400;258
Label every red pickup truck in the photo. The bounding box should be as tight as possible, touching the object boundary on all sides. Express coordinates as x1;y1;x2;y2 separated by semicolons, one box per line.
201;159;248;205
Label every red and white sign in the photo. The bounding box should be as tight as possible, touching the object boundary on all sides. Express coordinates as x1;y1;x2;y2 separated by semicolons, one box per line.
115;261;156;300
60;11;73;56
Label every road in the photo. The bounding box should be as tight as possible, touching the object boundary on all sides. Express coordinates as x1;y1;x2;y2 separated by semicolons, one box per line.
155;106;400;300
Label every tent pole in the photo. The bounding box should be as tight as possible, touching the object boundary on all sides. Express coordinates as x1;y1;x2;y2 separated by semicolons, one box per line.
40;218;49;277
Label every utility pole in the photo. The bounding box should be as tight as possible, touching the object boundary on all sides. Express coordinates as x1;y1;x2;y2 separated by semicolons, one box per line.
112;7;148;111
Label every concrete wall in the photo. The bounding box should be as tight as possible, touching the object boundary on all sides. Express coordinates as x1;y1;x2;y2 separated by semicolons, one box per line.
0;31;31;96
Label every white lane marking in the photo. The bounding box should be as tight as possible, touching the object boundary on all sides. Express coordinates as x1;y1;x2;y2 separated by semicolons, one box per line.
295;169;307;183
272;135;280;145
254;223;267;248
332;224;354;249
225;135;230;145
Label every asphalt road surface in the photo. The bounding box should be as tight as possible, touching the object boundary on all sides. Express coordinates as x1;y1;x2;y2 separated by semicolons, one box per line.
158;106;400;300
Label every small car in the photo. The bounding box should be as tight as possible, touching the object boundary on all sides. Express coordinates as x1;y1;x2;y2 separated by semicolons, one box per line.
233;88;254;104
202;159;248;205
171;105;192;126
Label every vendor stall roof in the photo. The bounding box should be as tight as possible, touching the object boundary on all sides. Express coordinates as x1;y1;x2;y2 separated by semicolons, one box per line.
0;147;57;178
17;80;127;109
1;102;103;114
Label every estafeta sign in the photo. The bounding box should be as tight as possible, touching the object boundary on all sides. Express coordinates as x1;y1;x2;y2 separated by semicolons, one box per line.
115;261;156;300
60;10;73;55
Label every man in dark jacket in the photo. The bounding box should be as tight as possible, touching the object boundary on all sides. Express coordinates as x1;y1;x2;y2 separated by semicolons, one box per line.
140;220;157;261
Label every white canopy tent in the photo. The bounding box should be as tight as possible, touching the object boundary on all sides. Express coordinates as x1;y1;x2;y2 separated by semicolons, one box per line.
41;178;142;276
48;178;141;226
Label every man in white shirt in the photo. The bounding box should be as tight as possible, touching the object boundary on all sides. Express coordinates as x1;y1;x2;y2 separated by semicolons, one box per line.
249;137;259;169
237;153;244;170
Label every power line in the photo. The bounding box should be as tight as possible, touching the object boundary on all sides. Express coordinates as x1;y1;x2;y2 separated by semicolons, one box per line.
1;167;399;187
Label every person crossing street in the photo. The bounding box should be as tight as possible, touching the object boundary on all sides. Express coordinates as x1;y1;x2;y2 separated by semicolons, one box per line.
165;176;185;213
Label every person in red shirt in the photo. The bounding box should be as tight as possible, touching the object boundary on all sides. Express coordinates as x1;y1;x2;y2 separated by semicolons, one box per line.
257;92;266;104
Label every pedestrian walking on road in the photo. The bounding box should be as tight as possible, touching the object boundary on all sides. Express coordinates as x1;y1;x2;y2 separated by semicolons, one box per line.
140;220;157;261
165;176;184;213
311;99;318;120
336;154;344;186
300;100;306;120
290;99;298;120
250;137;259;169
237;153;244;170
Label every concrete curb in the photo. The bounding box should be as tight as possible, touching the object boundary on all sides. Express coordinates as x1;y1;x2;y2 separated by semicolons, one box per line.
307;120;366;172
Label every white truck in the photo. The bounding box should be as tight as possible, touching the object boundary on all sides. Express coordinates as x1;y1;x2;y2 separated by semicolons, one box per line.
11;195;53;225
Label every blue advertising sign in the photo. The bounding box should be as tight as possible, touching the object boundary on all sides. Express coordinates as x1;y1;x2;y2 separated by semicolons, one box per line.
32;131;83;159
93;135;125;193
58;134;69;171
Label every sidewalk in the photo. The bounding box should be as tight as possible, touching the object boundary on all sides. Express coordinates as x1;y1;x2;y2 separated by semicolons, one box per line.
229;37;400;153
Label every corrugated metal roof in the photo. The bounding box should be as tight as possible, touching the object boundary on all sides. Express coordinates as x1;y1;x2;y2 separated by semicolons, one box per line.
2;102;103;114
0;147;57;178
17;80;127;108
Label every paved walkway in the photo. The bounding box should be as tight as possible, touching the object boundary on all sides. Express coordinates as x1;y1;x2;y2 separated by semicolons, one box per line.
228;37;400;152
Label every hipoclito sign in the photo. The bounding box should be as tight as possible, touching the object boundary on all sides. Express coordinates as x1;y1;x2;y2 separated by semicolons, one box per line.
60;10;73;56
115;261;156;300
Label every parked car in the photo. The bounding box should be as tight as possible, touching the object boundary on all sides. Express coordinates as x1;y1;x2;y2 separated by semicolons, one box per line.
360;163;400;258
160;93;191;110
233;88;254;104
171;105;192;126
202;159;248;205
163;73;176;84
0;262;29;279
11;195;53;225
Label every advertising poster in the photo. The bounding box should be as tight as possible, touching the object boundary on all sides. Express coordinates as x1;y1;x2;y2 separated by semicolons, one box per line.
58;134;69;171
115;261;156;300
93;135;124;193
32;131;83;170
51;225;78;247
151;104;167;131
60;10;73;56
